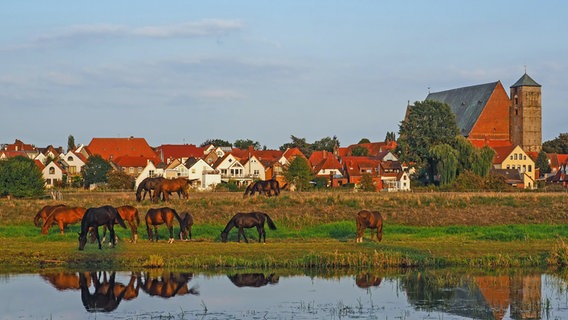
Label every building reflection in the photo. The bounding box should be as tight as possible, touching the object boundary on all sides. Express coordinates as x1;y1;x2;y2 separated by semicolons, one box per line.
402;272;542;320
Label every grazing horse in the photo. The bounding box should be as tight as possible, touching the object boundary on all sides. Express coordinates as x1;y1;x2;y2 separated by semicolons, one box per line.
179;211;194;240
153;178;189;202
34;204;66;227
228;273;279;288
98;205;141;243
78;205;127;250
220;212;277;243
41;206;87;235
145;207;191;243
136;177;165;202
355;210;383;243
243;179;280;197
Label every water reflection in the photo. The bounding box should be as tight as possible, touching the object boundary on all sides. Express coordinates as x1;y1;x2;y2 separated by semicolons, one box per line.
2;269;566;319
402;271;543;320
228;273;280;288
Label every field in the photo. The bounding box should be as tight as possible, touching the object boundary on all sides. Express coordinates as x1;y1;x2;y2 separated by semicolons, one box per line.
1;190;568;272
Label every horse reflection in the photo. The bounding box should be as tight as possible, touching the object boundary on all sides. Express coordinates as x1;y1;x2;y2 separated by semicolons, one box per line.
355;273;383;288
228;273;279;288
79;272;126;313
41;272;88;291
140;272;199;298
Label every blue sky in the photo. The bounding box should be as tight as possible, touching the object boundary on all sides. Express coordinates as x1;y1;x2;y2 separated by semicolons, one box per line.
1;1;566;149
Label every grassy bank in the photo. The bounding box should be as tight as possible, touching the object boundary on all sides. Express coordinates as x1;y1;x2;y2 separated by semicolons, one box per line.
1;191;567;271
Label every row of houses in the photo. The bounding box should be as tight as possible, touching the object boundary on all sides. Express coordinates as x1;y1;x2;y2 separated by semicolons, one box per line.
3;137;568;191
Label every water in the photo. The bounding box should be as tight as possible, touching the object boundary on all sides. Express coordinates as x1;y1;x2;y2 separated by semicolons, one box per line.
1;269;567;319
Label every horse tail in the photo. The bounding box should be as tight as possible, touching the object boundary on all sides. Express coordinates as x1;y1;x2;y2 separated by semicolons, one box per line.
134;208;140;227
263;213;277;230
113;207;127;229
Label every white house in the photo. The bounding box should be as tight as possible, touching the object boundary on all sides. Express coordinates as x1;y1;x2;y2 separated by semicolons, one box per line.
42;161;64;188
59;150;86;175
213;153;246;184
134;160;164;189
241;155;267;180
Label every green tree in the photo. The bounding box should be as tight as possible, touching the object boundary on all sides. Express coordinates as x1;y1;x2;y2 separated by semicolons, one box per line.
82;155;113;188
200;139;232;147
385;132;396;143
397;100;460;183
351;145;369;156
233;139;261;150
543;133;568;153
107;170;134;190
472;146;495;177
279;135;312;157
283;156;314;191
358;138;371;144
0;156;45;197
535;150;551;176
67;135;76;152
312;136;339;152
430;144;458;186
359;173;376;192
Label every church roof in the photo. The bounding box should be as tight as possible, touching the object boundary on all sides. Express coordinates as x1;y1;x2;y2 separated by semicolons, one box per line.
511;73;541;88
426;82;499;137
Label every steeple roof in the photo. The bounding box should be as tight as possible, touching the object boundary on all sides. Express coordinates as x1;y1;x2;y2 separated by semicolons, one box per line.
511;73;541;88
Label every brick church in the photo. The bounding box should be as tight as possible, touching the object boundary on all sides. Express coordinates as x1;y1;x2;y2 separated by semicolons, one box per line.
424;73;542;153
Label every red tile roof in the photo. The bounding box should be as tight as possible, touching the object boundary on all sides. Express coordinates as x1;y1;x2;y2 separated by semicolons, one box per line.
491;145;516;164
113;156;161;168
155;144;205;162
4;139;35;151
86;137;158;161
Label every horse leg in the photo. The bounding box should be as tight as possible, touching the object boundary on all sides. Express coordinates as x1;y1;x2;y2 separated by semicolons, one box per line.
146;224;153;241
109;225;116;247
94;227;102;249
168;225;174;244
154;226;159;242
58;221;65;235
240;227;249;243
129;221;137;243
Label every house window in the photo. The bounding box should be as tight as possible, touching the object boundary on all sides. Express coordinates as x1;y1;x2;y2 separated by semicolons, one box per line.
129;167;134;174
49;167;55;174
523;165;526;172
506;165;510;169
253;170;260;175
149;170;155;177
67;156;73;162
191;169;196;174
514;154;517;160
510;155;513;160
524;155;526;160
528;165;532;172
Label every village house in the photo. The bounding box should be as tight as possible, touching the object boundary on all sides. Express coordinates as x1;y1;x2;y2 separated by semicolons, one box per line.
491;145;536;189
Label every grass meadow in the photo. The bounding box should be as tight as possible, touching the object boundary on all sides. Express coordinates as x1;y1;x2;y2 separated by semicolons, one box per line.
1;190;568;272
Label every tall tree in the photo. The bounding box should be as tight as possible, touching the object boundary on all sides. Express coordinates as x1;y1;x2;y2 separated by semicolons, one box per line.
279;135;312;157
67;135;76;152
472;146;495;177
200;139;232;148
385;132;396;143
312;136;339;152
233;139;261;150
543;133;568;153
396;100;460;183
430;144;458;185
0;156;45;197
535;150;551;176
283;156;314;191
81;155;113;188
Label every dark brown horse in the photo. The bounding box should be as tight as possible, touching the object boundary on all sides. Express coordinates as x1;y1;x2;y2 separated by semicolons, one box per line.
99;205;141;243
153;178;189;202
34;204;66;227
228;273;279;288
220;212;277;243
136;177;165;202
41;206;87;235
355;210;383;243
179;211;194;240
243;179;280;197
145;207;191;243
78;205;127;250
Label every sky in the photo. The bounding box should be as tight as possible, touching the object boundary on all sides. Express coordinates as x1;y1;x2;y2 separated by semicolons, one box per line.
1;1;566;150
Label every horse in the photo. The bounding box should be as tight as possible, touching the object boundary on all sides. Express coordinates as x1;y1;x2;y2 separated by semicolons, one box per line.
41;206;87;235
153;178;189;202
98;205;140;243
355;273;383;288
40;272;84;291
355;210;383;243
145;207;191;243
78;205;127;250
243;179;280;197
220;211;277;243
140;272;198;298
228;273;279;288
34;204;66;227
179;211;194;240
136;177;165;202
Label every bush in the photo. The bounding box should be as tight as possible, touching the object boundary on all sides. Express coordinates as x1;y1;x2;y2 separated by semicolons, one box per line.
0;156;45;198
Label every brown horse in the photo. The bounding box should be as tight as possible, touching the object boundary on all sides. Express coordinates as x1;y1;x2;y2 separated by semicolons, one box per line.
243;179;280;197
355;273;383;288
40;272;85;291
220;212;277;243
136;177;165;202
355;210;383;243
179;211;194;240
41;206;87;235
99;205;141;243
34;204;66;227
153;178;189;202
145;207;191;243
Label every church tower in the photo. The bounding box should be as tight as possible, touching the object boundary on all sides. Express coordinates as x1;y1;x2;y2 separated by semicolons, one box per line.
509;73;542;152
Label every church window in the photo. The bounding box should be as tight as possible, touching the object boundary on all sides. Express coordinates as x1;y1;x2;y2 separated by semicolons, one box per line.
514;95;518;104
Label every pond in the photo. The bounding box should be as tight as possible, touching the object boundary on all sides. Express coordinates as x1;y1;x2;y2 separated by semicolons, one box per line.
1;269;567;319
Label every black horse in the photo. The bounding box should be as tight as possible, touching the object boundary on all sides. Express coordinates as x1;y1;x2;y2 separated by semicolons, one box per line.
220;212;277;243
78;205;127;250
243;179;281;197
136;177;165;202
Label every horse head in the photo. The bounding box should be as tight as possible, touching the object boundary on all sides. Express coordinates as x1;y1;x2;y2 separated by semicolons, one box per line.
78;232;88;250
220;231;228;242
